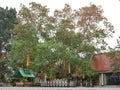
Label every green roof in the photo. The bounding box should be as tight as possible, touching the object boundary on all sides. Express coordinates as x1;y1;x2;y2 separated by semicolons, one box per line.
13;69;34;78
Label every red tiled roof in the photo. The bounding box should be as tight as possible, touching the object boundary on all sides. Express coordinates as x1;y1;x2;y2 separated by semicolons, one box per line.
92;54;113;72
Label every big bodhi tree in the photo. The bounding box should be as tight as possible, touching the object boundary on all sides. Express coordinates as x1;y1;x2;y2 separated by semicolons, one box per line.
52;4;114;78
10;2;114;80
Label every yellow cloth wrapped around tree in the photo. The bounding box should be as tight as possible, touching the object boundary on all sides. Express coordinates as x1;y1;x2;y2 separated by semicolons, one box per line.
26;55;30;67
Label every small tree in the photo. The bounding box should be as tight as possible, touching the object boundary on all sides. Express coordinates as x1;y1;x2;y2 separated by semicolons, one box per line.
0;7;17;82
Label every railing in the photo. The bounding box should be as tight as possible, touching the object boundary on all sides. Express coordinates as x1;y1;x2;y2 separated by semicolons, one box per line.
39;80;76;87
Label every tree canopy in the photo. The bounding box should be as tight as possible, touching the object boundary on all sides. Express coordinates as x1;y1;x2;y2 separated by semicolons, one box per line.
0;7;17;52
0;7;17;82
10;2;114;79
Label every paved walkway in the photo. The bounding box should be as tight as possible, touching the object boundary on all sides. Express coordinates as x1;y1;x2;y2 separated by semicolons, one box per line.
0;87;120;90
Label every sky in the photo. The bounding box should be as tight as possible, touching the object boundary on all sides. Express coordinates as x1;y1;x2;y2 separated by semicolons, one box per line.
0;0;120;48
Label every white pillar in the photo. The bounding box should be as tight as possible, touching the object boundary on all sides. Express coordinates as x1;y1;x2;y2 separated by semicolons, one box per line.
101;73;104;86
99;73;104;86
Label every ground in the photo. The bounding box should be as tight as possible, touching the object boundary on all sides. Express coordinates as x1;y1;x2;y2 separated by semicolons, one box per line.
0;86;120;90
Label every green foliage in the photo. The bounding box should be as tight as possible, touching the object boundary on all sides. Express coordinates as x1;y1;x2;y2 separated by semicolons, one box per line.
9;2;114;80
0;7;17;82
0;7;17;52
9;24;37;69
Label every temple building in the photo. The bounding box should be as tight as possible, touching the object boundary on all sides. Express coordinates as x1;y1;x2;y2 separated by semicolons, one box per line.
92;52;120;86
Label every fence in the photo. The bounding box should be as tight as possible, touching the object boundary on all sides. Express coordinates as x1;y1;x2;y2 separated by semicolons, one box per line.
38;80;77;87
